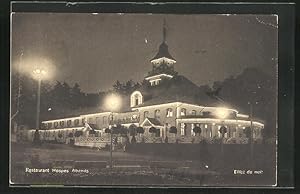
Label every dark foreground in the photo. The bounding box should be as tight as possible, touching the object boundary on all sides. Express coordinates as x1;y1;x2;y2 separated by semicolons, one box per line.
10;142;276;187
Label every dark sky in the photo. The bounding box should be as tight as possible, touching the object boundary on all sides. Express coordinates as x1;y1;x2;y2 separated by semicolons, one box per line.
11;13;278;93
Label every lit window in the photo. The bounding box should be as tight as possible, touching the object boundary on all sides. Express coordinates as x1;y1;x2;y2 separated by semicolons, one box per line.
191;123;195;136
180;108;186;116
59;121;65;127
166;108;173;117
130;91;143;107
74;119;79;126
180;123;186;136
205;124;208;128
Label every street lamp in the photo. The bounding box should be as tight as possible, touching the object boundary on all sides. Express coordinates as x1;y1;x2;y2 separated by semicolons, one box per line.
216;108;229;159
248;101;258;167
104;93;121;169
32;68;47;131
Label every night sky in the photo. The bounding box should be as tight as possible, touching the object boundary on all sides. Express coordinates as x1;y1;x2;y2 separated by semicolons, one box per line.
11;13;278;93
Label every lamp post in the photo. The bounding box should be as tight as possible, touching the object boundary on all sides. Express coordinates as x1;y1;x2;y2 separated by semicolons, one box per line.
217;108;229;159
110;113;114;169
32;68;46;131
248;101;258;168
104;93;121;169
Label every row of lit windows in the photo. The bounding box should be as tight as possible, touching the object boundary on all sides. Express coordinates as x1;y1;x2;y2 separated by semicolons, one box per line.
143;108;203;120
46;118;83;129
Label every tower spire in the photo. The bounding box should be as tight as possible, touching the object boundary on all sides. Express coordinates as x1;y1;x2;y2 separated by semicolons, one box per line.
163;19;166;42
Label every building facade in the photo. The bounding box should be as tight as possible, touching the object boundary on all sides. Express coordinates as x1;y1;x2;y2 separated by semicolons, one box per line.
27;23;264;145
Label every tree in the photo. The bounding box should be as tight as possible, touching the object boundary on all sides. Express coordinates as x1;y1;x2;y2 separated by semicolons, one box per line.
70;83;85;109
136;127;144;134
113;80;141;95
193;126;202;136
74;131;83;137
244;127;251;139
219;126;227;138
210;67;276;140
129;124;137;136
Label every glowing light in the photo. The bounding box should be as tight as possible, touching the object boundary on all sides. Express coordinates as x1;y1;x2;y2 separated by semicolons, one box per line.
13;56;55;80
105;93;121;112
145;73;173;80
32;68;48;80
216;108;229;119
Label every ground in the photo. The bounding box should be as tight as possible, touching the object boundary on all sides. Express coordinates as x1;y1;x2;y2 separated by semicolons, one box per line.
10;141;275;187
10;142;217;186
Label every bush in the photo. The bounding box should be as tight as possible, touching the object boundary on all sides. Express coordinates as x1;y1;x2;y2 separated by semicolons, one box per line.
68;133;74;138
136;127;144;134
192;126;201;135
211;136;222;144
104;128;111;133
74;131;83;137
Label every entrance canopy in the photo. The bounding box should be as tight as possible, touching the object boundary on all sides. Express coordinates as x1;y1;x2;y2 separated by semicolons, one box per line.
141;117;163;128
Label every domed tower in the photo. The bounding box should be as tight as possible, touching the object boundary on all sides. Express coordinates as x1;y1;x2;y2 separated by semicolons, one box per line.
145;20;178;86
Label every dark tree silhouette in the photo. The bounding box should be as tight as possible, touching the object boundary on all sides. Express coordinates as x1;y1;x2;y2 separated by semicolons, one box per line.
136;127;145;134
192;126;202;136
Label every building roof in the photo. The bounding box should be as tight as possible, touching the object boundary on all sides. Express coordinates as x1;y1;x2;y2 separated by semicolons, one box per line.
151;42;176;61
87;123;101;130
141;117;163;127
135;75;227;108
146;118;162;126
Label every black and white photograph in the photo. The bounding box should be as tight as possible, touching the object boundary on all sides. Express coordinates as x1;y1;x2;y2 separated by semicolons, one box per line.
10;8;278;187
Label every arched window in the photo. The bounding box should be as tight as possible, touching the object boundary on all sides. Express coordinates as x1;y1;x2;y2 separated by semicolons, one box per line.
180;108;187;116
54;122;59;128
130;91;143;107
59;121;65;127
48;123;52;129
166;108;173;117
191;110;196;116
144;111;149;119
74;119;79;126
154;109;160;120
180;123;186;136
82;118;86;124
67;120;72;127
